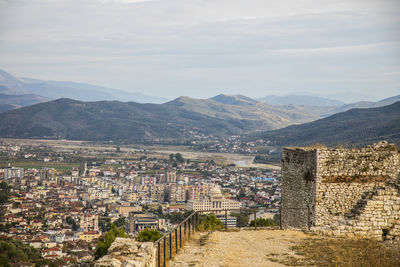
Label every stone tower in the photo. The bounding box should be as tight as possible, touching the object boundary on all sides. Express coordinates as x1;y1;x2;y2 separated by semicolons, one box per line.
281;141;400;242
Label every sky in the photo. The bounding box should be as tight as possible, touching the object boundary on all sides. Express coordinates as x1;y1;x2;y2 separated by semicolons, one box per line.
0;0;399;101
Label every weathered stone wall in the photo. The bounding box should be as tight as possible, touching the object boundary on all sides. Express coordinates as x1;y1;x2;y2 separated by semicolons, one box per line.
317;142;399;181
282;141;400;242
315;182;380;226
94;237;156;267
281;148;317;229
315;184;400;242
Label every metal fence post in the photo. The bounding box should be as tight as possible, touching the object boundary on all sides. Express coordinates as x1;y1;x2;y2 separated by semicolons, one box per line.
184;220;186;240
188;217;191;237
192;214;195;233
225;209;228;230
157;242;160;267
179;224;182;248
279;207;282;230
175;228;178;253
163;238;166;267
255;210;257;230
169;233;172;260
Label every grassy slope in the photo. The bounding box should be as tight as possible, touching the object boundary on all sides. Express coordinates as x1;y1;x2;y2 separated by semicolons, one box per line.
251;101;400;147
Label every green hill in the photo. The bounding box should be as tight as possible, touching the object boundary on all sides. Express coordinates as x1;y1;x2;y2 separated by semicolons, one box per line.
249;101;400;147
0;95;329;142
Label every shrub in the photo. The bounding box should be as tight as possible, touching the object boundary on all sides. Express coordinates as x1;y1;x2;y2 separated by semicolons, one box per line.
231;212;249;227
197;214;224;232
94;224;128;260
136;228;163;242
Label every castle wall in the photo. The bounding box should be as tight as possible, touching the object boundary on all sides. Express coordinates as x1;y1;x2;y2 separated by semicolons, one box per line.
282;141;400;242
281;148;317;229
315;182;382;226
315;143;400;227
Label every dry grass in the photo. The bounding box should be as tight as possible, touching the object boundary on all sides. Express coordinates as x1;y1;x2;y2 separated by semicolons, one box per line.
282;237;400;267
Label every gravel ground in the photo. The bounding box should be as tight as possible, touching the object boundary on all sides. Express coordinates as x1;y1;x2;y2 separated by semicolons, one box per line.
171;230;309;267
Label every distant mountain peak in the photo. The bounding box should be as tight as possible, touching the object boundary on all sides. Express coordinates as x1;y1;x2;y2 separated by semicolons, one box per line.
210;94;258;106
0;68;168;104
259;94;344;107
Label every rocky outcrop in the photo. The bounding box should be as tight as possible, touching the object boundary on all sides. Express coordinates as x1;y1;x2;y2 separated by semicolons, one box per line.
94;238;156;267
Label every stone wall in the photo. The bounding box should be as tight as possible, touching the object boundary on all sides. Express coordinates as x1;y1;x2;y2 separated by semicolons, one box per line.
281;148;317;229
94;237;156;267
282;141;400;242
315;182;380;226
317;142;399;181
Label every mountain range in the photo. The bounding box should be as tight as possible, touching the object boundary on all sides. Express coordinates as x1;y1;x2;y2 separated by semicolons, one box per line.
248;101;400;147
0;94;332;141
0;69;167;108
0;68;399;146
259;94;345;107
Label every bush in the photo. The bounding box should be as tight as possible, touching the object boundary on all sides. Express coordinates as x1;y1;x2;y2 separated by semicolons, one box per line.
197;214;224;232
0;239;43;266
249;218;277;227
136;228;163;242
273;213;280;225
94;224;128;260
231;212;249;227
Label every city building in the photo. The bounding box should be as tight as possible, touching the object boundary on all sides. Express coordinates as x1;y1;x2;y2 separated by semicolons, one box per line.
3;166;24;182
188;186;241;214
125;213;166;234
80;214;99;232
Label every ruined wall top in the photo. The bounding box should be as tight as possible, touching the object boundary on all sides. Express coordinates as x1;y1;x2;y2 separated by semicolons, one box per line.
284;141;400;183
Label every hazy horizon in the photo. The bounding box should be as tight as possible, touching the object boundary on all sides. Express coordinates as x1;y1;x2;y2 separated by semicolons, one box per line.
0;0;399;101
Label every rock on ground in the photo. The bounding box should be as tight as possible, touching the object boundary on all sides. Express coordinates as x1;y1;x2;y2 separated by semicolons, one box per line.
94;237;156;267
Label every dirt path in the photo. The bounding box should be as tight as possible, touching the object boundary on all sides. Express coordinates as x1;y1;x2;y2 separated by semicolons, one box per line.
171;230;309;267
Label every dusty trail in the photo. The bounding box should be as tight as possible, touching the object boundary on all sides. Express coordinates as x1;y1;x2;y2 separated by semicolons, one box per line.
171;230;309;267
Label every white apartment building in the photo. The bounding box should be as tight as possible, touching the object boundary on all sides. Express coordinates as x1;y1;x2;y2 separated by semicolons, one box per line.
188;186;241;213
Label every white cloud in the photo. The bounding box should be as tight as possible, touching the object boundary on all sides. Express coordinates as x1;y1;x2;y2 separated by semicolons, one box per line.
0;0;399;99
272;42;400;56
98;0;155;3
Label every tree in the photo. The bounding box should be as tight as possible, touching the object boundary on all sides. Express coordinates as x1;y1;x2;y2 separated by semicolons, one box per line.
175;153;184;163
136;228;163;242
231;212;249;227
66;216;79;231
249;218;277;227
0;238;43;266
156;205;163;215
169;154;175;161
197;214;223;232
113;217;125;228
164;210;193;224
0;181;11;204
0;254;10;267
98;217;111;232
94;224;128;260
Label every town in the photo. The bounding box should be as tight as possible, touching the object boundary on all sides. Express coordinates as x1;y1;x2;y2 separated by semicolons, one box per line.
0;140;281;265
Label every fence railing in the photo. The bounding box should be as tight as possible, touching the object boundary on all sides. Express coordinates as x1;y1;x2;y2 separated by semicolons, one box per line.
153;207;282;267
153;206;315;266
154;211;198;267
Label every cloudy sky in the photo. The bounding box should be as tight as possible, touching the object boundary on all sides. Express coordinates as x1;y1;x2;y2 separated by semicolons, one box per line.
0;0;399;101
